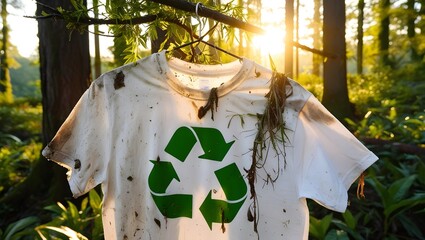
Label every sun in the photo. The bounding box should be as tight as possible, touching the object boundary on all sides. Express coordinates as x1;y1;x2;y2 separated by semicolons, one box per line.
252;26;286;55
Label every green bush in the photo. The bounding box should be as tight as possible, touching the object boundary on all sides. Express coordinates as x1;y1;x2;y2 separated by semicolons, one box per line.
309;68;425;239
0;190;103;240
309;151;425;240
0;100;42;140
0;99;43;197
35;190;104;240
0;139;42;196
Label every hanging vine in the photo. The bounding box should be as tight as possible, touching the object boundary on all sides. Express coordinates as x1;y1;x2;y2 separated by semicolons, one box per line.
246;58;293;236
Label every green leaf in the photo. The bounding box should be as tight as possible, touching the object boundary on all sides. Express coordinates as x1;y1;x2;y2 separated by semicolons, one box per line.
310;214;333;239
37;226;89;240
82;197;89;210
89;189;102;212
44;204;63;215
67;201;80;220
387;175;416;203
368;177;389;207
325;229;349;240
3;216;39;240
332;220;364;240
417;162;425;185
0;133;21;143
384;193;425;218
70;0;79;10
57;201;68;212
398;214;425;240
342;210;356;229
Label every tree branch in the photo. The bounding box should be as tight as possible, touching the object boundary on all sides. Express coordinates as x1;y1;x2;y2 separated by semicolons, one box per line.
27;13;159;25
293;41;337;59
149;0;266;35
362;138;425;156
30;0;336;58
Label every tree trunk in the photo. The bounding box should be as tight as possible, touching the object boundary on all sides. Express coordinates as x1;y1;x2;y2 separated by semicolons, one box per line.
357;0;364;75
419;0;425;59
93;0;102;78
0;0;91;225
295;0;300;78
0;0;13;103
285;0;294;76
378;0;391;66
312;0;321;77
406;0;418;61
322;0;353;122
39;0;91;198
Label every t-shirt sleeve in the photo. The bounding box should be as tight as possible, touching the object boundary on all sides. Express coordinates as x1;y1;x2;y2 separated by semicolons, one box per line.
42;80;109;198
294;95;378;212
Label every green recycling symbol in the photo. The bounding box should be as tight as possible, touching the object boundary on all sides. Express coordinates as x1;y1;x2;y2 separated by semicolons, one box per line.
148;126;248;229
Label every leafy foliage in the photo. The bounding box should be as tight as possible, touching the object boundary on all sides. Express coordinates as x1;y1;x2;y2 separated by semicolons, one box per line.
0;100;42;140
0;190;103;240
309;150;425;240
35;190;103;240
0;100;42;197
0;216;40;240
46;0;245;64
308;55;425;239
0;139;42;196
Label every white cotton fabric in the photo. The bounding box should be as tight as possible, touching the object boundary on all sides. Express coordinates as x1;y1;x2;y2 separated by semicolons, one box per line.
43;51;378;240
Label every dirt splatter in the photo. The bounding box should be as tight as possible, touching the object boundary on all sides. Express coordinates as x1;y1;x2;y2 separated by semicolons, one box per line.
302;99;335;125
46;114;75;153
221;209;226;233
255;68;261;78
154;218;161;228
74;159;81;170
96;81;104;89
247;208;254;222
133;228;140;237
114;71;125;90
191;101;199;113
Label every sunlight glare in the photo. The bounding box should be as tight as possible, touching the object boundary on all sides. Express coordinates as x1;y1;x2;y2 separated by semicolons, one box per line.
252;26;285;55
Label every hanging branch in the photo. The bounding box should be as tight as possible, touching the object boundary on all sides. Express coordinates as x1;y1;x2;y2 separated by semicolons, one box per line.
30;0;336;59
293;41;337;59
29;8;158;27
29;4;198;39
149;0;266;35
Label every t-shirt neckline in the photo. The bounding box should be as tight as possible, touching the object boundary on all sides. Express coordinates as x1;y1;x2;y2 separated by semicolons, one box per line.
155;50;253;100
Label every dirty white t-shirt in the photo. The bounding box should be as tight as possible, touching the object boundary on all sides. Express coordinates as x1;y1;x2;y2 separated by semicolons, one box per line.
43;51;378;239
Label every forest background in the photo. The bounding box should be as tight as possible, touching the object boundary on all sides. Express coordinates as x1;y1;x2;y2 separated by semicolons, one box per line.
1;0;425;239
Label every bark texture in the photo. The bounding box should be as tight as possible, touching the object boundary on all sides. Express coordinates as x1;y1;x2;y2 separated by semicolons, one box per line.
0;0;91;226
322;0;354;122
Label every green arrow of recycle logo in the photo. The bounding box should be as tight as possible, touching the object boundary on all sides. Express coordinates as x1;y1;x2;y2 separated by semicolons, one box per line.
148;126;248;229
